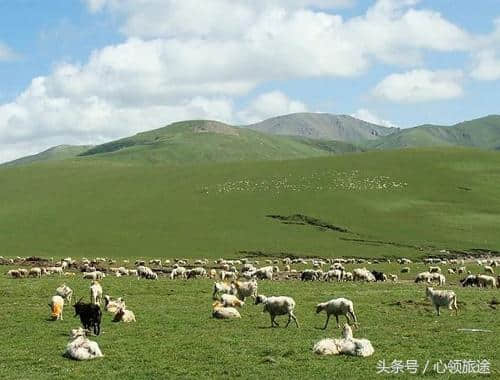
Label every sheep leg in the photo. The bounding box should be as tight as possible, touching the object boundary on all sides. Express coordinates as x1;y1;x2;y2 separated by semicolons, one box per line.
286;314;292;328
290;312;299;328
436;305;440;316
322;314;330;330
349;311;358;327
335;315;340;328
271;315;279;327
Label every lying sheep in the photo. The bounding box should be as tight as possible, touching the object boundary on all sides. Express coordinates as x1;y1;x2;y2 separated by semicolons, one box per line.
103;295;125;314
313;323;374;357
83;271;105;280
477;275;497;288
64;328;103;360
212;282;236;300
90;281;103;305
316;298;357;329
212;301;241;319
429;266;441;273
113;306;136;323
49;295;65;321
254;267;273;280
219;294;244;308
425;287;458;316
56;284;73;303
255;295;299;328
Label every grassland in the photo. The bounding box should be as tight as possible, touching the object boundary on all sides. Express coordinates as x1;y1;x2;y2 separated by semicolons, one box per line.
1;148;500;260
0;261;498;379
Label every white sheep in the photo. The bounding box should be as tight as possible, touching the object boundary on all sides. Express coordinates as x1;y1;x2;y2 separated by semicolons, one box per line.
324;269;343;282
477;275;497;288
170;266;187;280
220;270;237;281
83;271;105;280
104;295;125;313
7;269;22;278
64;328;103;360
313;323;374;357
353;268;375;282
113;306;136;323
212;301;241;319
429;266;441;273
29;267;43;278
389;274;398;282
425;287;458;316
90;281;103;305
49;295;65;320
219;294;245;308
212;282;236;299
316;298;357;329
232;280;258;301
484;266;494;274
255;295;299;328
56;284;73;303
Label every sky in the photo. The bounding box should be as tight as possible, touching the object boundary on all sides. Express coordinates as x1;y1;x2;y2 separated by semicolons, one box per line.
0;0;499;163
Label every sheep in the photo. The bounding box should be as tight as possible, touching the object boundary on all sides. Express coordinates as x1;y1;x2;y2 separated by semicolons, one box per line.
255;295;299;328
18;268;29;277
460;275;478;287
389;274;398;282
56;284;73;303
231;280;258;301
316;298;357;329
113;306;136;323
90;281;103;305
220;270;237;281
186;267;207;279
430;273;446;286
49;295;65;320
343;272;353;281
64;328;103;360
484;266;494;274
477;275;497;288
415;271;432;283
425;287;458;316
219;294;245;308
401;267;410;273
212;301;241;319
313;323;374;357
353;268;375;282
118;267;129;276
208;269;217;279
458;266;466;274
83;271;105;280
301;269;319;281
149;259;162;266
7;269;21;278
212;282;236;300
48;267;63;276
137;265;158;280
447;268;455;274
371;271;387;282
29;267;43;278
103;295;125;314
323;269;343;282
429;266;441;273
73;299;102;335
254;267;273;280
170;266;187;280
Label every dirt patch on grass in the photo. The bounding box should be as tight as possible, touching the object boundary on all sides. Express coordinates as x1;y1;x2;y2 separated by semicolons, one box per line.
266;214;351;233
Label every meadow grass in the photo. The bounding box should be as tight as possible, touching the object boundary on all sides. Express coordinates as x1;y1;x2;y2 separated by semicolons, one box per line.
0;262;498;379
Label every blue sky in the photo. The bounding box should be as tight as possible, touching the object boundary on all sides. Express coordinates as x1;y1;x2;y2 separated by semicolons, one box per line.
0;0;499;162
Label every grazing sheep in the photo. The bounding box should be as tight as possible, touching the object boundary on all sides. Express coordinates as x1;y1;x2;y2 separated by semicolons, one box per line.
7;269;22;278
460;275;478;287
255;295;299;328
232;280;258;301
212;301;241;319
212;282;236;300
371;271;387;282
353;268;375;282
83;271;105;280
429;266;441;273
90;281;103;305
343;272;353;281
324;269;343;282
219;294;245;308
313;323;374;357
103;295;125;314
113;306;136;323
74;299;102;335
64;328;103;360
425;287;458;316
430;273;446;286
56;284;73;303
389;274;398;282
137;266;158;280
49;295;65;320
316;298;357;329
484;266;494;274
18;268;29;277
415;271;432;283
477;275;497;288
170;266;187;280
401;267;410;273
29;267;43;278
301;269;319;281
254;267;273;280
220;270;237;281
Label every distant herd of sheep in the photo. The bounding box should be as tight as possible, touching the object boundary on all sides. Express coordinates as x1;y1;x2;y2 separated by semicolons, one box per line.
2;254;499;360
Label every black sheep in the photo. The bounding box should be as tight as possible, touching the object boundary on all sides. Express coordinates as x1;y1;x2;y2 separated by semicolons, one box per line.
371;270;386;282
460;275;478;287
73;299;102;335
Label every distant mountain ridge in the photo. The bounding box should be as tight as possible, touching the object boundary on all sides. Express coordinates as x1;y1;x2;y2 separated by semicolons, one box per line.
247;113;398;143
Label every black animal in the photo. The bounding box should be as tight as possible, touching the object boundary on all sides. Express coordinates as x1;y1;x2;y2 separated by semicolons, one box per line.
460;275;478;287
371;270;386;282
73;298;102;335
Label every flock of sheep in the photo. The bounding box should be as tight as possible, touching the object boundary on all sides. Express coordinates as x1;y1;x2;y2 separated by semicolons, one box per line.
3;254;499;361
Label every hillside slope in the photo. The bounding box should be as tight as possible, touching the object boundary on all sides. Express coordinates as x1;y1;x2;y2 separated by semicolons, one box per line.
246;113;397;142
2;145;94;167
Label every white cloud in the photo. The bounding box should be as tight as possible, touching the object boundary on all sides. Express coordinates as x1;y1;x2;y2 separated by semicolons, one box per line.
470;19;500;81
0;42;18;61
372;69;463;103
237;91;308;123
351;108;397;128
0;0;477;162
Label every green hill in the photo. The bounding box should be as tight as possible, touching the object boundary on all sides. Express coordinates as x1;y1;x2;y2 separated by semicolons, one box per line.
1;147;500;259
369;115;500;149
2;144;93;167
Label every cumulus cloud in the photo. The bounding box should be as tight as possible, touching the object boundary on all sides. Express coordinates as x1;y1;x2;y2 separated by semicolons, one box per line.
470;19;500;81
351;108;397;128
0;0;478;162
372;69;463;103
237;91;308;123
0;42;18;61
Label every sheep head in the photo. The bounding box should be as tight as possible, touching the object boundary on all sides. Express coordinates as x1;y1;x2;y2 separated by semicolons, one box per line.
254;295;267;305
315;303;326;314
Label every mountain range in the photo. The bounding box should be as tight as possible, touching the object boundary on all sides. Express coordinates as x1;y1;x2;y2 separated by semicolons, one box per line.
2;113;500;166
